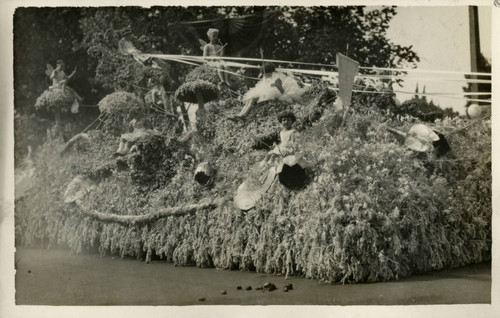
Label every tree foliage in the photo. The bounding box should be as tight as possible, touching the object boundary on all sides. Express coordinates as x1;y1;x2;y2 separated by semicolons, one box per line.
14;7;98;112
397;86;459;122
261;6;419;68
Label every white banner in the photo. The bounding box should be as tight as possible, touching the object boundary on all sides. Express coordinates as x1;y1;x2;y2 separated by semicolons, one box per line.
336;53;360;109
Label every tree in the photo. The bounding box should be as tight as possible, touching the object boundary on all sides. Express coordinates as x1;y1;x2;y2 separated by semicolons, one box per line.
261;6;419;68
13;8;102;162
78;6;420;94
14;8;99;113
398;85;459;121
14;6;421;160
78;7;222;95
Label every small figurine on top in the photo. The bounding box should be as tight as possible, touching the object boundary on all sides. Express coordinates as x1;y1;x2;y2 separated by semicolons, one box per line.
49;59;76;91
43;59;83;113
228;63;305;121
202;28;230;88
259;111;299;168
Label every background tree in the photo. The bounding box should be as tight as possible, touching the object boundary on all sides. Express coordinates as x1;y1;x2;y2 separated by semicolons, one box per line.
14;6;420;164
13;7;99;165
397;85;459;122
78;7;222;94
78;6;420;93
262;7;418;68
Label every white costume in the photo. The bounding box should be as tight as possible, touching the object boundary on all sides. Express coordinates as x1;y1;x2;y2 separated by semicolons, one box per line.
243;72;305;104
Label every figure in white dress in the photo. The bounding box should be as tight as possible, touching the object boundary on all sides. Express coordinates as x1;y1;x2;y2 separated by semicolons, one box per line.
228;63;305;121
259;111;300;167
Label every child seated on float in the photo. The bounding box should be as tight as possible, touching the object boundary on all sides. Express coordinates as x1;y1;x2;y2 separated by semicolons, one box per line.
259;111;299;168
147;78;164;106
50;60;77;92
114;118;155;156
49;59;83;112
203;28;230;87
228;63;304;121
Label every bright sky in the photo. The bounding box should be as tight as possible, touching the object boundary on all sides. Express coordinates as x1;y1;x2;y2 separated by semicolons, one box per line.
386;6;492;115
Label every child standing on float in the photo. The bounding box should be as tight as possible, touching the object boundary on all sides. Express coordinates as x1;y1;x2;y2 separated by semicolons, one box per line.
49;59;83;112
203;28;230;87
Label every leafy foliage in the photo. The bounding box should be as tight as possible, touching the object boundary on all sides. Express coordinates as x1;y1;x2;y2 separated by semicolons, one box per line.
98;91;146;135
14;6;421;163
34;89;76;113
14;8;94;114
185;65;219;84
68;130;118;181
16;80;491;283
128;134;191;189
14;112;51;167
174;80;218;104
262;6;419;69
396;86;459;122
14;6;490;284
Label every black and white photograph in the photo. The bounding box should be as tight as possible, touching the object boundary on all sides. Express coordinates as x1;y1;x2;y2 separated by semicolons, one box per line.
0;0;498;317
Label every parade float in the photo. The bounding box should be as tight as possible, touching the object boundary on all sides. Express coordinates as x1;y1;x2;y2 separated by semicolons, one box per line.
14;8;491;284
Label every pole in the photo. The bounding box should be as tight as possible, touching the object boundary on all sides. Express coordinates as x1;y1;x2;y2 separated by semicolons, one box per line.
468;6;480;102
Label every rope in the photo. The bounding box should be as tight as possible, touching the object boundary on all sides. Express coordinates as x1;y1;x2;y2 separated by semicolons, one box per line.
142;53;492;104
299;81;492;104
148;53;338;70
147;53;491;77
358;66;491;77
81;112;107;134
348;83;492;101
280;68;492;84
95;112;108;130
81;114;102;134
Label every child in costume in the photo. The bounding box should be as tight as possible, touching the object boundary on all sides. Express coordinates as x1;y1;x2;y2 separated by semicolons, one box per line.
50;60;76;91
49;59;83;113
228;63;305;121
114;118;156;156
259;111;299;167
203;28;230;87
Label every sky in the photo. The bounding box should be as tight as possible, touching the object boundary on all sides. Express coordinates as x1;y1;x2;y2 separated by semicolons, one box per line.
386;6;492;115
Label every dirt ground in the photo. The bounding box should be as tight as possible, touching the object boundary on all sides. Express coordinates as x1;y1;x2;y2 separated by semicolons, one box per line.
14;248;490;306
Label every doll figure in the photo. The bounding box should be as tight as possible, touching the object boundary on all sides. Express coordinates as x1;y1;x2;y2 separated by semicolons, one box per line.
202;28;230;87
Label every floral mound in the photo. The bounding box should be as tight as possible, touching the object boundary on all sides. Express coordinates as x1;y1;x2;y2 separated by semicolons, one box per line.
16;86;491;283
185;65;219;84
35;89;76;112
98;91;146;134
174;80;218;104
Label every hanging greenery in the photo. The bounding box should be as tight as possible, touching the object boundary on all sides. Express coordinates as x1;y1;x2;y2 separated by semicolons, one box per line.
16;78;491;285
